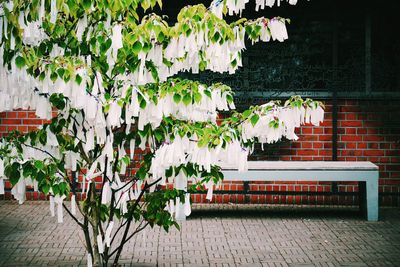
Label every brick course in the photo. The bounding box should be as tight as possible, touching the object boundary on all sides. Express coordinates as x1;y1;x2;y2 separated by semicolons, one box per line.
1;100;399;206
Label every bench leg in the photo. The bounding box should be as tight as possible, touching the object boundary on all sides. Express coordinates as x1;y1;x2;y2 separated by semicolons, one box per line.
366;173;379;221
358;181;366;216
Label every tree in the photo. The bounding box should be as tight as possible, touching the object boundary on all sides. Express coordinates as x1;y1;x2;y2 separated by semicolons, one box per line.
0;0;323;266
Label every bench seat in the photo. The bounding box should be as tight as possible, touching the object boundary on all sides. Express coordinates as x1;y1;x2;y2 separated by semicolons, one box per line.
177;161;379;221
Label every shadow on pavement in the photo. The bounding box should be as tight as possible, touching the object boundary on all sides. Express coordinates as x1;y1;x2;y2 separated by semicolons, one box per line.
190;205;364;220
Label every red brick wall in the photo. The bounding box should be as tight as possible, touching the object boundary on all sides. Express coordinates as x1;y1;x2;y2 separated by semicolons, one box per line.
1;100;399;206
196;99;400;206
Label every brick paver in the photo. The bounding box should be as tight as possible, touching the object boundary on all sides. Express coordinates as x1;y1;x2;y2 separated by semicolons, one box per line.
0;201;399;267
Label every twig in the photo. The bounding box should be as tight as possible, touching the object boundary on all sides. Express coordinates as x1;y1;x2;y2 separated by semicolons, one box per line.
62;203;84;228
108;221;150;258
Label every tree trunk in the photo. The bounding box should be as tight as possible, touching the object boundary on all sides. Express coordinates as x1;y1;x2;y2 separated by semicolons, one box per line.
92;220;102;266
89;183;102;266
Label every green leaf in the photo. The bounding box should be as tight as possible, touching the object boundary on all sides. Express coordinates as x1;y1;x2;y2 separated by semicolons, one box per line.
75;74;82;85
9;169;20;185
36;171;46;182
198;138;208;148
250;114;260;126
226;94;233;104
137;167;147;180
154;129;164;142
182;23;190;33
59;182;67;195
82;0;92;10
245;25;253;36
103;103;110;113
207;20;214;30
100;38;112;53
39;72;45;81
22;162;34;177
121;156;130;165
41;183;50;194
104;92;111;101
56;68;65;78
39;131;47;145
173;221;180;230
34;160;45;170
173;93;181;104
212;31;221;43
269;120;279;128
15;56;26;68
50;72;58;82
7;162;21;186
157;31;165;42
132;41;142;54
52;184;60;195
193;92;202;103
231;59;237;68
142;42;151;53
204;89;211;98
242;109;252;118
165;167;173;178
182;93;191;106
139;99;147;109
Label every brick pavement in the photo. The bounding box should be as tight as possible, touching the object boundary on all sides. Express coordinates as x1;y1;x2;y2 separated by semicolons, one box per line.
0;201;399;267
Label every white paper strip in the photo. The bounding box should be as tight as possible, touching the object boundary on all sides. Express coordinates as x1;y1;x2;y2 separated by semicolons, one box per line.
0;178;4;195
206;182;214;201
0;158;4;176
50;0;57;24
105;221;114;247
49;196;55;217
87;253;93;267
184;193;191;216
101;181;111;204
71;195;77;215
54;195;66;223
97;234;104;254
57;201;63;223
130;139;135;159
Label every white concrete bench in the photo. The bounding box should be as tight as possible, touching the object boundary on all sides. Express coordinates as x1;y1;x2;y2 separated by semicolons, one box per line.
178;161;379;221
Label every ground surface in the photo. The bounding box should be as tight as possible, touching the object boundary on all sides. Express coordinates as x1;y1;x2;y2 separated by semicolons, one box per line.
0;201;399;267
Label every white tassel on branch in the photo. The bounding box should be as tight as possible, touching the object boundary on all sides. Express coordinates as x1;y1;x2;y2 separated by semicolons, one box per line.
184;193;191;216
71;195;77;215
169;199;175;216
111;24;123;50
130;139;135;159
54;195;66;223
97;234;104;254
101;181;111;204
33;180;38;192
0;158;4;194
0;178;4;195
50;0;57;24
82;175;86;194
0;158;4;177
206;181;214;201
87;253;93;267
105;221;114;247
49;196;55;217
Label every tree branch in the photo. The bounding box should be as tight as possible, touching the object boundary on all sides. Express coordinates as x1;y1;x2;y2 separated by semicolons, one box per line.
108;221;150;258
22;143;58;161
62;203;84;228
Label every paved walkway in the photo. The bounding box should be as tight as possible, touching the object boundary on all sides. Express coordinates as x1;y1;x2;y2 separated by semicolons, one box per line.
0;201;400;267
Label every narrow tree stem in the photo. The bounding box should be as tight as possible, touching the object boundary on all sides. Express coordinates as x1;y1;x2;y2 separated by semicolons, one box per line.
83;215;93;264
112;183;147;265
111;177;161;265
62;203;84;227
